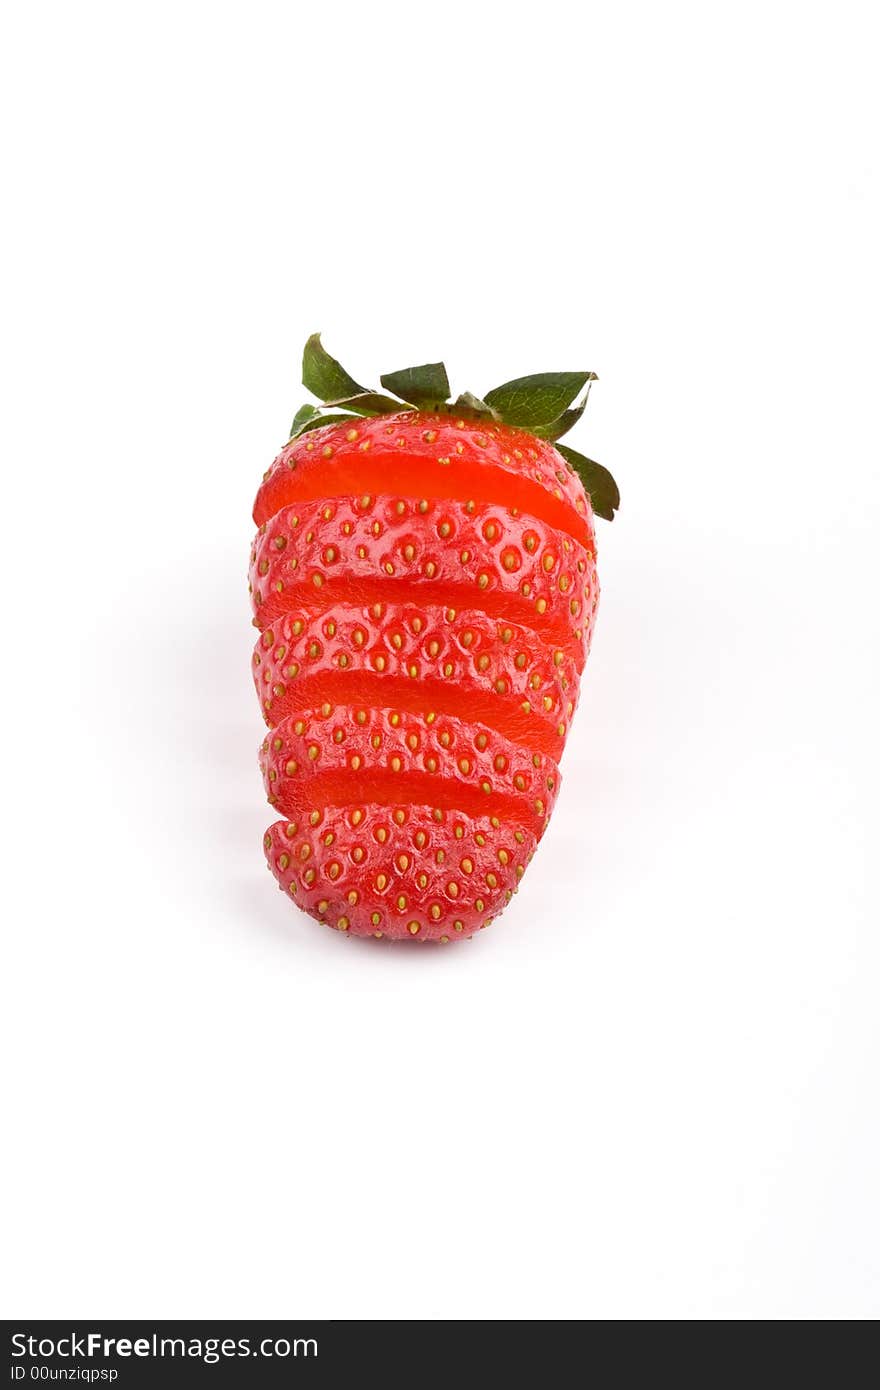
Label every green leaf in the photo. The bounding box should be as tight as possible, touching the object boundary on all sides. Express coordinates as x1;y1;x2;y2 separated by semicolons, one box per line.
324;392;410;417
291;411;360;440
380;361;450;407
302;333;366;402
289;403;321;437
530;385;593;441
452;391;499;420
484;371;597;429
556;444;620;521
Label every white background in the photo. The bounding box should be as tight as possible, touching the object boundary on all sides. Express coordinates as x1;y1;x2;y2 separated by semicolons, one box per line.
2;0;877;1321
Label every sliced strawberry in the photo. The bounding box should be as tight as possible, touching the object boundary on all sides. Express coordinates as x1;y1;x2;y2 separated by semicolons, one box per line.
250;349;618;943
249;495;597;646
259;704;560;835
251;605;584;754
263;805;538;941
253;415;596;549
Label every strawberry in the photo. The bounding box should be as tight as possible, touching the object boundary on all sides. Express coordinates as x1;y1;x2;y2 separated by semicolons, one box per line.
251;337;619;941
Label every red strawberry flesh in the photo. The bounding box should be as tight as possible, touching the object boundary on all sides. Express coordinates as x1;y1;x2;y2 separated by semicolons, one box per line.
251;412;599;940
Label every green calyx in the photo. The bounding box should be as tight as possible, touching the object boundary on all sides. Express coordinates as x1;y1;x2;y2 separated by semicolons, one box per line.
290;334;620;520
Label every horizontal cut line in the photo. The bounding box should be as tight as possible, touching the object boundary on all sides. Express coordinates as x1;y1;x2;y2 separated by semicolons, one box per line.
274;769;547;832
263;671;564;756
254;576;583;660
255;453;590;547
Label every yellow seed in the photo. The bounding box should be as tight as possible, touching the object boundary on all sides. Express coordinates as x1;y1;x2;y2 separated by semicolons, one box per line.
346;428;358;442
407;921;420;935
376;873;388;890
